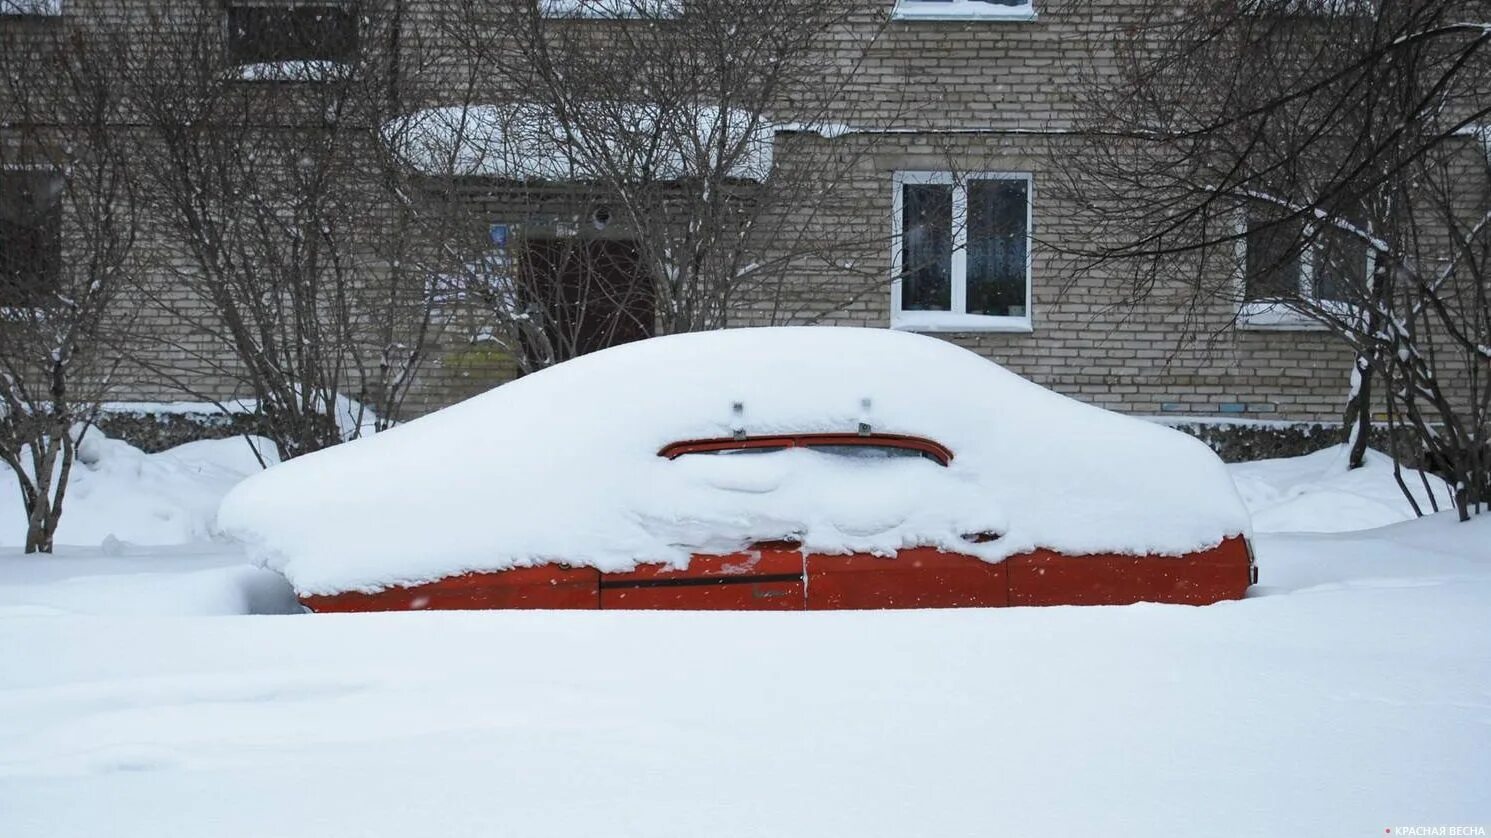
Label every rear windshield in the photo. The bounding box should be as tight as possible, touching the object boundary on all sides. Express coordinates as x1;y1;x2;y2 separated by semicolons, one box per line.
667;436;950;466
681;446;790;456
801;444;943;463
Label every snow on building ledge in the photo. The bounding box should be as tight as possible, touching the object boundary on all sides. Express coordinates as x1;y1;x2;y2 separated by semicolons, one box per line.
538;0;682;19
234;61;351;83
0;0;62;15
1236;301;1331;332
890;0;1037;22
384;103;787;182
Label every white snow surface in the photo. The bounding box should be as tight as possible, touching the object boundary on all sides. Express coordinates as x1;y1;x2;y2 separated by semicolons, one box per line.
1;433;276;549
1231;444;1456;533
0;544;299;618
219;327;1250;596
2;418;1488;835
891;0;1037;21
0;513;1487;837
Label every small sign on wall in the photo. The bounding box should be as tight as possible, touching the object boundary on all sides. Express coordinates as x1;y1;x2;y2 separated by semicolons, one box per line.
489;223;510;250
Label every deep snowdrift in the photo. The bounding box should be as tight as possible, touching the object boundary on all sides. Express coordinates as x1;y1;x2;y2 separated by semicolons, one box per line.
0;544;300;617
1230;444;1455;533
219;327;1250;595
0;432;276;548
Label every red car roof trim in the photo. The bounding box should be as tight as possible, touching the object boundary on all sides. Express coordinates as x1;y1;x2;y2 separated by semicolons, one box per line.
658;433;954;465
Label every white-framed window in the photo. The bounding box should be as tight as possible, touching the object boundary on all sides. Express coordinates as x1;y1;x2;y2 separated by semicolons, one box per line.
891;171;1033;333
891;0;1036;22
1236;207;1373;330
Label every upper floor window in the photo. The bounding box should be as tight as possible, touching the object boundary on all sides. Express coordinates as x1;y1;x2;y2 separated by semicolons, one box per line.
0;169;64;308
892;171;1033;333
1239;206;1372;329
0;0;61;16
226;3;359;74
891;0;1035;22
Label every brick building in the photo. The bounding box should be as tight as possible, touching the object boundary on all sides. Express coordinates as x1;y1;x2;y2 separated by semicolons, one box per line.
2;0;1482;426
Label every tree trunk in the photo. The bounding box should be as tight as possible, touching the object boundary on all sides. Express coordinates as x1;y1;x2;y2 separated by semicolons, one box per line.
24;498;53;554
1344;355;1373;469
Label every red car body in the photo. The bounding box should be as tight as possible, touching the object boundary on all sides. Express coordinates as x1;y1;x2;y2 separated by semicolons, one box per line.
301;434;1255;613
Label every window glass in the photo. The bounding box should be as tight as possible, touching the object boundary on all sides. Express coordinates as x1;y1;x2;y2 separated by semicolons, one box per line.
966;178;1028;317
900;183;952;312
893;173;1032;328
678;446;789;456
1313;227;1367;302
804;444;943;464
1244;211;1304;300
0;170;63;307
226;4;359;66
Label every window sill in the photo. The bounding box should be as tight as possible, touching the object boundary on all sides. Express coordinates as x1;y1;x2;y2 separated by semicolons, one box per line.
890;1;1036;22
1235;301;1329;332
891;312;1033;333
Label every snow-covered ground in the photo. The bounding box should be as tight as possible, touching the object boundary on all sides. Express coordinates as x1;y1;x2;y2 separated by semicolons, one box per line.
0;431;1486;836
1231;444;1456;533
0;432;275;548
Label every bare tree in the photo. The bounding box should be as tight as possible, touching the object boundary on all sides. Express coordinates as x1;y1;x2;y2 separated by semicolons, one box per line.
0;17;141;551
391;0;900;372
1063;0;1491;518
118;0;468;460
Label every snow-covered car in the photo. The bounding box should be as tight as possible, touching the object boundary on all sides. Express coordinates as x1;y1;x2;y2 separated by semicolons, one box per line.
218;327;1255;611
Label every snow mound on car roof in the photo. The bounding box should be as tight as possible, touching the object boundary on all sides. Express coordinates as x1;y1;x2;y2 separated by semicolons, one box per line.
217;327;1251;595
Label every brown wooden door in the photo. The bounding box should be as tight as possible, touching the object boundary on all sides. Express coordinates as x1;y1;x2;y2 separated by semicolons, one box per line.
516;238;655;367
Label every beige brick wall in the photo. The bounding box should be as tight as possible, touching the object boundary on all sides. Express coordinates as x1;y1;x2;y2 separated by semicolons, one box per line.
726;129;1368;422
6;0;1479;426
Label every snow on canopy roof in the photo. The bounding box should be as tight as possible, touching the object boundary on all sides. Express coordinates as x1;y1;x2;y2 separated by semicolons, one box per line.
384;103;776;182
0;0;62;14
218;327;1251;595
